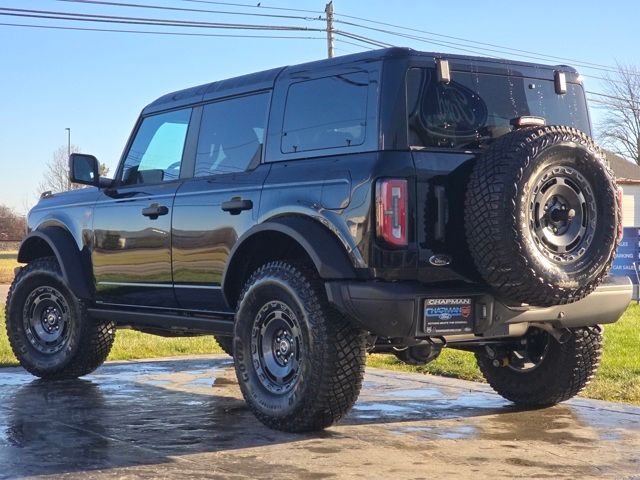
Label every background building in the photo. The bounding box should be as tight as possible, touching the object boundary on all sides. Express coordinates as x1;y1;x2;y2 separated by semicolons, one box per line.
607;151;640;298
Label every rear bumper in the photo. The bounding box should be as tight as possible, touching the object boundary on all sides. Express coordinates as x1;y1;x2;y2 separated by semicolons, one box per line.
325;276;632;339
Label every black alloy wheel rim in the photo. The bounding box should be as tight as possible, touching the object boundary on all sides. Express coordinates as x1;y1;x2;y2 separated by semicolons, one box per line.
527;165;597;263
506;329;550;373
22;286;71;354
251;300;303;395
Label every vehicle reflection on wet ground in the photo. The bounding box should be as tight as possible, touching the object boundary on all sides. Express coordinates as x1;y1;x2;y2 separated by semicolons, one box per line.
0;356;638;479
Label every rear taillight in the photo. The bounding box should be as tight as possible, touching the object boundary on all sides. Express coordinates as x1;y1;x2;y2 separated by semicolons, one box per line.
376;179;408;247
617;187;623;243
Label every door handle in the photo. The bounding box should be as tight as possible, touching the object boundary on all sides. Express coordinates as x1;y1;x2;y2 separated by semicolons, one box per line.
142;203;169;220
221;197;253;215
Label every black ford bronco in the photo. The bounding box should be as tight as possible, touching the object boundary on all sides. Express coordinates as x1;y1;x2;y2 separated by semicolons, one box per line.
7;48;632;432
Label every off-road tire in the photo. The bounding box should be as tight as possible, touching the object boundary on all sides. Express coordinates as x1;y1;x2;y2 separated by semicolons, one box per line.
465;126;619;307
233;261;367;433
6;257;115;379
476;327;602;406
214;335;234;357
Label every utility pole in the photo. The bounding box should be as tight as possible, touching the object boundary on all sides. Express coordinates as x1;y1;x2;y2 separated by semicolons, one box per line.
325;1;334;58
65;127;71;157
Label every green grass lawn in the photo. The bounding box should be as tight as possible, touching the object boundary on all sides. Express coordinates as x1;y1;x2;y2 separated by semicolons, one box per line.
0;251;18;285
1;302;638;405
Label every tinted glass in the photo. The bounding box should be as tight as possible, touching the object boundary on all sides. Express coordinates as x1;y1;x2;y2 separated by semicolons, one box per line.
195;93;269;177
282;72;368;153
121;108;191;185
406;68;590;150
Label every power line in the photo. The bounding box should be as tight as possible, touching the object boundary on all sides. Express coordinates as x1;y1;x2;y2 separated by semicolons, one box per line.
176;0;630;83
335;18;630;77
588;97;640;113
337;19;508;57
0;21;325;39
334;30;392;49
327;15;637;85
332;14;638;108
332;13;623;74
180;0;323;15
0;7;325;31
335;37;375;51
118;0;637;82
21;2;632;80
56;0;324;22
2;2;634;105
587;90;640;105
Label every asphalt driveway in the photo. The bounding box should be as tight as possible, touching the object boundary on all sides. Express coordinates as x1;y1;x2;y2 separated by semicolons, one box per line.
0;355;638;479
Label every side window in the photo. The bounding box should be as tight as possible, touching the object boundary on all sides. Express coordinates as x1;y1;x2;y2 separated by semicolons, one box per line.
195;92;270;177
281;72;368;153
120;108;191;185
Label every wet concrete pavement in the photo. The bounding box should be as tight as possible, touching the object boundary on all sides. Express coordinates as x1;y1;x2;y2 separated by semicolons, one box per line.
0;356;639;479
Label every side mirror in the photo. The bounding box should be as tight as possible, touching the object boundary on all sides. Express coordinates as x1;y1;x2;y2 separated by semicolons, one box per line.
69;153;100;187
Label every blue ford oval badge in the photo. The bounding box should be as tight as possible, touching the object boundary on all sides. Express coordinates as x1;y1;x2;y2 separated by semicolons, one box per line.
429;254;452;267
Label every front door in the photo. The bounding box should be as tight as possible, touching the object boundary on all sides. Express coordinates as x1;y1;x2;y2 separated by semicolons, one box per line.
92;107;193;308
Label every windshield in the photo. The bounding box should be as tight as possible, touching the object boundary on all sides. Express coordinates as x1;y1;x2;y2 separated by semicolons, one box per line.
406;67;590;150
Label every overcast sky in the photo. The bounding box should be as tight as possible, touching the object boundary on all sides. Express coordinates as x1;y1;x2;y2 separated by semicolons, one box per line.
1;0;638;213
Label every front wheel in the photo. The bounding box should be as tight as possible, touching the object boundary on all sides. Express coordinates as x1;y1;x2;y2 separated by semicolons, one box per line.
6;257;116;379
233;261;367;432
476;326;602;406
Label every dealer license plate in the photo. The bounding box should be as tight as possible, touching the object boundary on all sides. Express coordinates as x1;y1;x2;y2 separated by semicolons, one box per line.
423;298;474;335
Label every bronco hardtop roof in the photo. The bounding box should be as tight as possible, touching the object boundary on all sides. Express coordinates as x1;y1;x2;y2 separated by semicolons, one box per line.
142;47;580;115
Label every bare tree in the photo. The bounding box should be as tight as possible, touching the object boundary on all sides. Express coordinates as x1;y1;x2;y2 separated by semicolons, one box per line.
0;204;26;241
597;63;640;165
38;145;110;195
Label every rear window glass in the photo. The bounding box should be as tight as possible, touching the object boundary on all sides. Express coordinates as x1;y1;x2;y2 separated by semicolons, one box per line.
406;68;590;150
281;72;368;153
195;93;269;177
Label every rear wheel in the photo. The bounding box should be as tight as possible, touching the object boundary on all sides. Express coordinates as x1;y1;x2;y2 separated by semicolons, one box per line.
233;261;367;432
475;326;602;406
6;257;115;379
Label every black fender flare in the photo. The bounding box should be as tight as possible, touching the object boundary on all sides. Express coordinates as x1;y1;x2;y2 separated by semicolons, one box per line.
222;216;359;306
18;227;93;300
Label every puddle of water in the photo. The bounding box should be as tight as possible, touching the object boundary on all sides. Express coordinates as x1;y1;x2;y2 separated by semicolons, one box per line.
572;405;640;431
353;402;416;413
444;393;508;409
381;388;445;399
0;372;32;388
352;402;422;419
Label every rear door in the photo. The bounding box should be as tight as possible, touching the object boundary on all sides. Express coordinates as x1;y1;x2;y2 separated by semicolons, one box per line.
172;92;271;311
92;107;193;308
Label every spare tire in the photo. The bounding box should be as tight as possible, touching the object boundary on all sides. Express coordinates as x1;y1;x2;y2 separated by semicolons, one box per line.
465;125;619;307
